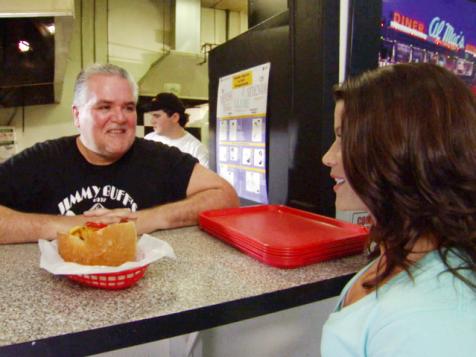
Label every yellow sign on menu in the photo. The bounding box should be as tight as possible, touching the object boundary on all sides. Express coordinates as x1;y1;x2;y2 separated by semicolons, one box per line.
232;71;252;88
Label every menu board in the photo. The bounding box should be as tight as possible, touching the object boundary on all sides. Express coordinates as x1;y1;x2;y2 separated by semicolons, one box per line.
0;127;16;163
216;63;271;203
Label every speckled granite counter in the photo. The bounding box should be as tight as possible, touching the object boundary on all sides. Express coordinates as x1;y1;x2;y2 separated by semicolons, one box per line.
0;226;366;356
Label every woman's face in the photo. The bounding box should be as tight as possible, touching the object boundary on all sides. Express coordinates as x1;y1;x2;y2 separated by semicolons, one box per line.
322;101;368;211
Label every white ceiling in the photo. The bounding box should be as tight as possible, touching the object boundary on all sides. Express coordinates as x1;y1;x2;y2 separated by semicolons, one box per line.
201;0;247;13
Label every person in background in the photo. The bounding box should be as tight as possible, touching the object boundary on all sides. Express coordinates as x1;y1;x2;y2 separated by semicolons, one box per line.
321;63;476;356
0;64;238;244
142;92;209;167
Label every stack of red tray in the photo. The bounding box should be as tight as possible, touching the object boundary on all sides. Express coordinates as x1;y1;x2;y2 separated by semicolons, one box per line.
199;205;369;268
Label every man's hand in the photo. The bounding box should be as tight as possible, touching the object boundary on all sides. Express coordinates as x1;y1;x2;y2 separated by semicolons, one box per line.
83;208;138;225
0;206;139;244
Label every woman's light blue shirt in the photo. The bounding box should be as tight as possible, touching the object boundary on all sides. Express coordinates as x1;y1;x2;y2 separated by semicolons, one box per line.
321;250;476;357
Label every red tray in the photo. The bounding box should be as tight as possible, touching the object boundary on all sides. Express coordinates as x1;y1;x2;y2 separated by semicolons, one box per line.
199;205;368;268
203;225;364;257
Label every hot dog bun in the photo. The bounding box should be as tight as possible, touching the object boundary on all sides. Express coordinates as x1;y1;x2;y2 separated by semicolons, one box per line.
57;221;137;266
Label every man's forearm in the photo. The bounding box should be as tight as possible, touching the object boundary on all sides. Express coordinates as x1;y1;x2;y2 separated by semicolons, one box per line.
135;186;239;234
0;205;85;244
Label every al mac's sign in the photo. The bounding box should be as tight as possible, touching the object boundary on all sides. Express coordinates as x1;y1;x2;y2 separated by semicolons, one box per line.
428;17;465;50
391;11;468;51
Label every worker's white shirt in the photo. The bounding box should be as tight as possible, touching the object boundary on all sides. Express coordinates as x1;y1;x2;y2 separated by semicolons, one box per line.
144;131;209;168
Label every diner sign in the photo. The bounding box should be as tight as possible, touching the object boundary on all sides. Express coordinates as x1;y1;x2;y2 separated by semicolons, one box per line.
384;0;476;54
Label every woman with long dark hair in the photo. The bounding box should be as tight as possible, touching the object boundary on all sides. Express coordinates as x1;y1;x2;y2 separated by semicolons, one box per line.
321;63;476;356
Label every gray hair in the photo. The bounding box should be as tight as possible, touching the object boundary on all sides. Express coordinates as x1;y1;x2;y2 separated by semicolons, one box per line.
72;63;138;106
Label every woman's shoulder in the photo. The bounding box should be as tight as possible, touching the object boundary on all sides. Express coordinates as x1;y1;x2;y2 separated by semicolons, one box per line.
378;250;476;315
365;252;476;354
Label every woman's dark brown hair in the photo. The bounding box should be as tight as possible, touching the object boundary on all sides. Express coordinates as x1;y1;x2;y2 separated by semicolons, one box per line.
334;63;476;289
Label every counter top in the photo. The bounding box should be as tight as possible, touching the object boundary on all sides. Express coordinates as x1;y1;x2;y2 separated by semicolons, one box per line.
0;226;367;356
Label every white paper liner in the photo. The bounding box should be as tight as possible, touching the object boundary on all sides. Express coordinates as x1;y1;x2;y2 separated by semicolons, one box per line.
39;234;176;275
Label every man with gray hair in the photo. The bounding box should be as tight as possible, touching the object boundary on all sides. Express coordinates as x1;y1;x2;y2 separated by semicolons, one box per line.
0;63;238;244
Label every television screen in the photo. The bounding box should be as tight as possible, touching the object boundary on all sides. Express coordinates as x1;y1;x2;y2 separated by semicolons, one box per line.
0;17;55;107
380;0;476;94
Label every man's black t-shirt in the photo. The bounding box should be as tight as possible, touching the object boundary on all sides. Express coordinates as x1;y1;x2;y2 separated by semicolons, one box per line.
0;136;198;215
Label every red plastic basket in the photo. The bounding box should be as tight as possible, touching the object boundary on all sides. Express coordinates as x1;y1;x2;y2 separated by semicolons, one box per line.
67;265;148;290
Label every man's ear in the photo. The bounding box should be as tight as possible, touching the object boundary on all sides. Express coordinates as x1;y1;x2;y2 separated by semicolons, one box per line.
171;112;180;124
72;106;80;128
